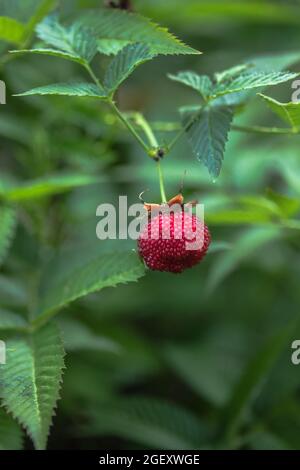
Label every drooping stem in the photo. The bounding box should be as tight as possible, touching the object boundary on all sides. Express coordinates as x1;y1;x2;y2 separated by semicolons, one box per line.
133;113;159;149
84;62;149;153
109;101;150;152
84;64;168;201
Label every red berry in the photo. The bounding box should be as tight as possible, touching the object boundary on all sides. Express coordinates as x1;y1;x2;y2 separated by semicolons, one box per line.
138;211;211;273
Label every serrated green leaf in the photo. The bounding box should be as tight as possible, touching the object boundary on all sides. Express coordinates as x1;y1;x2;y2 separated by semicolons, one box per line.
182;105;233;177
36;15;98;63
0;206;16;267
0;309;27;330
15;83;107;99
97;38;130;56
0;408;23;450
86;397;205;450
0;16;25;44
168;71;213;100
104;43;154;94
10;48;86;65
2;173;101;202
0;322;65;450
34;250;145;322
78;9;200;56
258;93;300;130
213;71;299;98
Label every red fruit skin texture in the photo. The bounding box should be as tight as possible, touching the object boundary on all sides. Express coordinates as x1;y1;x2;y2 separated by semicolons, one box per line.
138;211;211;273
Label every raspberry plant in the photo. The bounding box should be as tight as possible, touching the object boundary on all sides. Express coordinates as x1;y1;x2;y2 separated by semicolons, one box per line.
1;0;300;451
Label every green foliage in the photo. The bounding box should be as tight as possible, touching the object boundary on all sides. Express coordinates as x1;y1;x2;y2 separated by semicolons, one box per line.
0;309;27;330
259;93;300;130
0;206;16;267
0;408;23;450
85;397;206;450
79;9;201;56
168;71;213;100
104;43;154;95
36;15;98;64
1;0;300;453
1;173;101;201
0;322;65;450
221;318;300;441
35;250;145;323
207;227;282;291
182;105;233;177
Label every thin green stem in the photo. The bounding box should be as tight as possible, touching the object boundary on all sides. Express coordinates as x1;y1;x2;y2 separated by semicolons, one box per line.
157;160;167;203
84;63;149;153
133;113;159;148
166;112;200;153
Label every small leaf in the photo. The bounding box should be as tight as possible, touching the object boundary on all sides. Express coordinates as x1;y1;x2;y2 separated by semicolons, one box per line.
0;309;27;330
10;48;86;65
0;16;25;44
36;15;98;63
79;9;200;56
213;71;299;98
15;83;107;99
258;93;300;130
104;43;154;94
182;105;233;177
0;409;23;450
0;206;17;267
2;173;101;202
0;322;65;450
35;250;145;321
168;71;213;100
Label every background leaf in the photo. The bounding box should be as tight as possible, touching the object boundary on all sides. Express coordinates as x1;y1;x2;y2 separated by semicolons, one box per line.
0;206;16;267
0;322;65;450
0;16;25;44
34;250;145;322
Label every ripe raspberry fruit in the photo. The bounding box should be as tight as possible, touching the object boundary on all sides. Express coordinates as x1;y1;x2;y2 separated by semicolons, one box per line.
138;211;211;273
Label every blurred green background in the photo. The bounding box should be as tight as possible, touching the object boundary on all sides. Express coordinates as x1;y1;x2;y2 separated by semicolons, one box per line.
1;0;300;450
